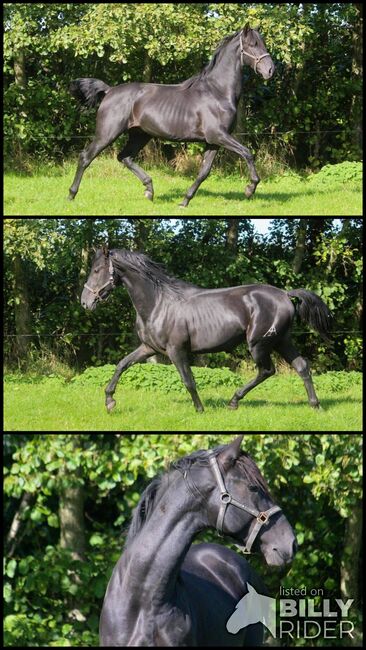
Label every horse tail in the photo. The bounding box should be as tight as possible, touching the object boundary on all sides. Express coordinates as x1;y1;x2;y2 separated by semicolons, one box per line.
69;78;111;109
287;289;332;340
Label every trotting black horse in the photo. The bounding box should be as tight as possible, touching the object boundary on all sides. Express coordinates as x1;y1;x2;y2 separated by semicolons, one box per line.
69;24;274;207
81;247;332;414
99;435;296;646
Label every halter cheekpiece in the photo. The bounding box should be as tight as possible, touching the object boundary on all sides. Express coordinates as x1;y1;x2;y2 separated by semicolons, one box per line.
84;256;115;300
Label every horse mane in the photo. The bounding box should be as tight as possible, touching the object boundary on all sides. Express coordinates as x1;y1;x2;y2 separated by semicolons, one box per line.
180;31;240;89
124;445;271;547
112;249;199;297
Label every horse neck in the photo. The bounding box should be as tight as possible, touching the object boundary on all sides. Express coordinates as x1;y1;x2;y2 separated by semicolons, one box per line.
119;272;159;320
123;472;205;605
203;36;243;103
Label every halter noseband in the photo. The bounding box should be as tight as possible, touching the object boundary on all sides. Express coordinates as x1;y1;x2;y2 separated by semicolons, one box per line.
83;256;115;300
183;452;281;554
240;32;271;74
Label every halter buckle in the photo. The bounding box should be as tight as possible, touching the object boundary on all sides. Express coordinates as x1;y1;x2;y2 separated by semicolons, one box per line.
257;512;269;524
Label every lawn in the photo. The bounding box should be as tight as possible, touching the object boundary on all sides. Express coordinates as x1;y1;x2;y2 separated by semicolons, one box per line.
4;370;362;431
4;158;362;216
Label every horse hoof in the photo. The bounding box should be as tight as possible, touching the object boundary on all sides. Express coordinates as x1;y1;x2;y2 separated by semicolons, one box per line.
244;186;254;198
144;190;153;201
228;402;238;410
106;399;116;413
68;193;75;201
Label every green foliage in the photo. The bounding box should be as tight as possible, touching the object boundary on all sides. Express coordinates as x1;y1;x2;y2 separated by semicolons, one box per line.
310;370;361;393
72;363;243;392
4;546;101;646
343;336;362;370
309;162;362;186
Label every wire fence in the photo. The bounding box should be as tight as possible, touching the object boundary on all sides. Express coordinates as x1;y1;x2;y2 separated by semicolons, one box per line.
38;128;360;141
4;330;361;338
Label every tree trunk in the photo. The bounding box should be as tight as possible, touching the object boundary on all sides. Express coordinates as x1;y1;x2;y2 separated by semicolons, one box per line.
59;485;85;561
226;219;240;253
14;49;26;87
340;501;362;645
13;254;32;359
350;4;363;153
292;220;308;274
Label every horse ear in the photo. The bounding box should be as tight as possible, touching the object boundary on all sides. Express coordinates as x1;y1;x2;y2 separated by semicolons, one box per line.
219;435;244;469
102;244;109;257
243;23;251;35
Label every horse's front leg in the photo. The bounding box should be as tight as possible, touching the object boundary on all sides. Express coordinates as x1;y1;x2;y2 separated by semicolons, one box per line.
208;130;260;198
105;344;155;412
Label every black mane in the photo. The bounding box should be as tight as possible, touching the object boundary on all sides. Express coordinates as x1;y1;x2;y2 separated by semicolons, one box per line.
112;249;200;296
180;31;240;89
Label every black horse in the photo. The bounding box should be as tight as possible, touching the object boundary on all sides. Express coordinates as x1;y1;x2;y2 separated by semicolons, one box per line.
69;24;274;207
81;247;332;414
99;435;296;646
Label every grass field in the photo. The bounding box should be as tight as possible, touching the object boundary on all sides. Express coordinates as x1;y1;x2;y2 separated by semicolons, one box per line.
4;371;362;432
4;157;362;216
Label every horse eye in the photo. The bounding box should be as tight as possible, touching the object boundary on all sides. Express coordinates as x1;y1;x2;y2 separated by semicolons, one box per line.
249;486;259;492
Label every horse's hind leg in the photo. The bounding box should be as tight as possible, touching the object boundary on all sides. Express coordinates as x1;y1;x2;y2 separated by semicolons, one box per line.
69;138;109;199
69;113;126;200
275;336;320;408
228;342;275;409
167;346;204;412
118;129;154;200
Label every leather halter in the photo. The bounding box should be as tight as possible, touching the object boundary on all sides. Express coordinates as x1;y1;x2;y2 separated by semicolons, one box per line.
240;32;271;74
84;257;115;300
183;452;281;554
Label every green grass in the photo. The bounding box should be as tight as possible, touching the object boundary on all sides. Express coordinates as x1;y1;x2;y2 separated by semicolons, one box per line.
4;157;362;215
4;372;362;431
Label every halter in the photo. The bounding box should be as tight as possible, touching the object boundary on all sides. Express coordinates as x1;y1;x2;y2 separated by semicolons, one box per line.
183;453;281;554
83;257;115;301
240;32;271;74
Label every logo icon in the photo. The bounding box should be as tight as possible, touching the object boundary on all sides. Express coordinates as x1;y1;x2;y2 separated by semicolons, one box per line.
227;583;277;637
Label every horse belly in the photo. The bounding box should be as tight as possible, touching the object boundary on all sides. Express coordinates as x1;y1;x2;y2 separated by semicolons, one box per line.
131;92;204;140
188;301;246;353
191;330;244;354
